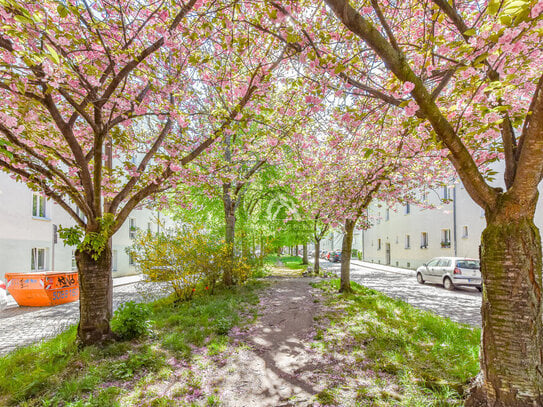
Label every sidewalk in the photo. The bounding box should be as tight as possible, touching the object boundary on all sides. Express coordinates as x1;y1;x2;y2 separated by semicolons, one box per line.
4;273;144;310
350;260;416;276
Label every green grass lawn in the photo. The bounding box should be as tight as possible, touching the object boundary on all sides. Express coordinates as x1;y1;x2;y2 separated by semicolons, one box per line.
0;276;480;407
312;279;480;406
0;282;263;406
264;254;307;270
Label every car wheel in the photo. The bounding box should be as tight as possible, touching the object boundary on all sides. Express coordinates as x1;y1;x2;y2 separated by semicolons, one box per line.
416;272;424;284
443;277;455;291
477;286;482;292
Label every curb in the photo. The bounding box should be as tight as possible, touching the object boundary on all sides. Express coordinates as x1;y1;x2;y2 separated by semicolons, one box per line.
351;260;416;276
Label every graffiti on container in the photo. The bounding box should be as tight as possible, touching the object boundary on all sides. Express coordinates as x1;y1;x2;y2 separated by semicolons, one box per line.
7;278;43;289
45;274;78;290
51;288;78;302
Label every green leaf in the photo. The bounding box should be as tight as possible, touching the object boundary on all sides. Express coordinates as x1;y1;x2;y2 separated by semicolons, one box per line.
499;14;513;26
334;64;346;75
502;0;530;16
463;28;476;36
286;32;299;44
14;15;33;24
45;44;60;64
363;149;373;159
57;4;69;18
488;0;501;15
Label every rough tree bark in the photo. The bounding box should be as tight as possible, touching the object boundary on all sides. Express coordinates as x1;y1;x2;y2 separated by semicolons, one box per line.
223;185;236;286
339;219;355;293
76;246;113;345
321;2;543;404
314;239;321;275
466;196;543;407
302;243;308;265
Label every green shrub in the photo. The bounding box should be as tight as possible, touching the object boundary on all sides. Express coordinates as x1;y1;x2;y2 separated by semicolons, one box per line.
111;301;151;340
129;226;255;300
214;317;233;335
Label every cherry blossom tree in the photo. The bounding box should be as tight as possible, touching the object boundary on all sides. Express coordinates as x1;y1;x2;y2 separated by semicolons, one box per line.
294;100;449;291
267;0;543;404
0;0;290;345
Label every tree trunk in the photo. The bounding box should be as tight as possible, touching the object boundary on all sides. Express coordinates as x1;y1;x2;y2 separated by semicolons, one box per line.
466;203;543;406
76;246;114;345
296;245;299;257
339;219;355;293
314;239;320;275
302;243;308;265
223;189;236;286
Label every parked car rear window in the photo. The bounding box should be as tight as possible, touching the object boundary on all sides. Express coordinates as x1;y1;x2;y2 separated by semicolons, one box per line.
456;260;480;269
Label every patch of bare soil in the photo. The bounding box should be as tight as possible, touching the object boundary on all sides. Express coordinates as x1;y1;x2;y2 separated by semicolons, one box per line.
199;277;330;406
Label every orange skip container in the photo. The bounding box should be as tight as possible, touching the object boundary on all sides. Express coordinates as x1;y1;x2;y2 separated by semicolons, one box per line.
5;272;79;306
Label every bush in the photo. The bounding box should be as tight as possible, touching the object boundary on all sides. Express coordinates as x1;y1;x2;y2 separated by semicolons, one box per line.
111;301;151;340
129;226;254;301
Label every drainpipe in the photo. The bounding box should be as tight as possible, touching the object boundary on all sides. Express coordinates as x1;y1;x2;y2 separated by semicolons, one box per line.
453;185;457;256
52;224;56;271
362;229;365;261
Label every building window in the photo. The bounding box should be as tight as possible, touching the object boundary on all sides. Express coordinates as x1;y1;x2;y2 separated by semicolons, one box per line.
421;232;428;249
404;203;410;214
31;248;46;271
32;194;47;218
441;229;451;248
405;234;411;249
129;218;136;239
112;250;118;271
462;226;469;238
128;252;135;266
75;206;87;223
385;208;390;221
377;239;381;250
71;250;77;271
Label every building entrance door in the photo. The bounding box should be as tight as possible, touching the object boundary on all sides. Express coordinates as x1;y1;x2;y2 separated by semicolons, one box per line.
385;243;391;265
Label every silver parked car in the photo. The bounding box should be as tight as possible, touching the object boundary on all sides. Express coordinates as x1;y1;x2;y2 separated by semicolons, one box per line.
416;257;482;291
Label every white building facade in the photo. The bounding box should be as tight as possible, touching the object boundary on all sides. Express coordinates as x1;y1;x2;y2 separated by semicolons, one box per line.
0;172;168;282
355;181;543;269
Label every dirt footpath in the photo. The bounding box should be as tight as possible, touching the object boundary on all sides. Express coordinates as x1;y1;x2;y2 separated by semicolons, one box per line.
200;277;329;406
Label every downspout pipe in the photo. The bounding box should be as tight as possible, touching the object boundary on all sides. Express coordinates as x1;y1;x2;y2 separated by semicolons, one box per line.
453;185;458;257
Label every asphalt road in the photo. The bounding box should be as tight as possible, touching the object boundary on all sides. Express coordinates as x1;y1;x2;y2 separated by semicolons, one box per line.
317;258;482;327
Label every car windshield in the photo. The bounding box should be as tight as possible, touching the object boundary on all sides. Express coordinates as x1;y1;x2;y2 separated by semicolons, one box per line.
456;259;480;269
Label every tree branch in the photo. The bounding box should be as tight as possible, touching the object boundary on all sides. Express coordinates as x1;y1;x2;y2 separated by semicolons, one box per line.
324;0;497;210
